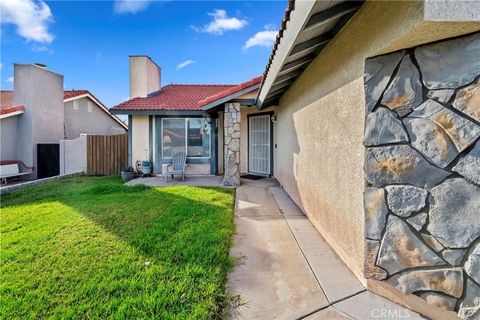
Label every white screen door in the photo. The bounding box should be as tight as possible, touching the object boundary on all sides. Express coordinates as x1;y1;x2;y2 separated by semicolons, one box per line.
248;114;271;175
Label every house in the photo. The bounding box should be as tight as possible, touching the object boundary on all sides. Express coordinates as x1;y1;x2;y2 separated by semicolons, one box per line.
111;56;275;185
112;1;480;319
1;63;127;179
63;90;127;138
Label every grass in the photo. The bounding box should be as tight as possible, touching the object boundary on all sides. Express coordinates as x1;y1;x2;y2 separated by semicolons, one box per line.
0;176;236;319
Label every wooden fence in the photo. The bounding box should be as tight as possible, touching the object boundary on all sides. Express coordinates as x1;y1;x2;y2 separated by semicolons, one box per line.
87;134;127;175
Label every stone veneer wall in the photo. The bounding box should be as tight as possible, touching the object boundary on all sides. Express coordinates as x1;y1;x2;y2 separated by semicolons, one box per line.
363;32;480;319
223;102;241;187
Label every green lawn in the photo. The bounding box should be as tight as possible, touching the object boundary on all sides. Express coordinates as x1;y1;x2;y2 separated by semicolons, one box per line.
0;176;236;319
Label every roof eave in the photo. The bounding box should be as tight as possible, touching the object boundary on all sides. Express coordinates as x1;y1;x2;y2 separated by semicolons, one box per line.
0;109;24;120
257;1;364;109
111;109;206;116
201;83;261;111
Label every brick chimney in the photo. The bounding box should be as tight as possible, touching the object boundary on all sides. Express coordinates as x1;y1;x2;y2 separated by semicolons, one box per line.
129;56;161;99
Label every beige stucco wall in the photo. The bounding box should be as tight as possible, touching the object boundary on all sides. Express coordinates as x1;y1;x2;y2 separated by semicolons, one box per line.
239;105;277;174
237;88;259;100
274;0;480;281
131;116;150;168
129;56;161;99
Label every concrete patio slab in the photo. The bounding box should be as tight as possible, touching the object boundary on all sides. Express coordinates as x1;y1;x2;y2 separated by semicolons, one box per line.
229;179;423;320
234;178;282;217
270;186;365;304
125;175;223;187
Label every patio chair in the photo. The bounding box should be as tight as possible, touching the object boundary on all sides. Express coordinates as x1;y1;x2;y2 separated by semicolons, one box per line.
165;152;187;183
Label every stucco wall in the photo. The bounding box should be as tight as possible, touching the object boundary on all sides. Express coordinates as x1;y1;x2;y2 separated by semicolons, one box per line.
64;97;126;139
129;56;161;99
14;64;64;179
1;116;18;160
273;1;480;280
60;135;87;174
131;115;150;168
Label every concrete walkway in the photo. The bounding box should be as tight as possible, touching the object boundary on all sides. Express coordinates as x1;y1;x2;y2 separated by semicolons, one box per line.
228;178;423;320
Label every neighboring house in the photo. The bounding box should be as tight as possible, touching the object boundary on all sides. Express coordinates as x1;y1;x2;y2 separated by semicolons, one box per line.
0;63;127;179
112;1;480;319
63;90;127;138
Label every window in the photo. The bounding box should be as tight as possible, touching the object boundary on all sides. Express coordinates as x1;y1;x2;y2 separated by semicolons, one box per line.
73;100;79;111
187;119;210;157
87;101;93;113
162;119;186;158
162;118;211;158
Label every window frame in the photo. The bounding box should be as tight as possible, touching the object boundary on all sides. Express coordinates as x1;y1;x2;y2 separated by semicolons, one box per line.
73;100;79;111
87;101;93;113
161;117;211;159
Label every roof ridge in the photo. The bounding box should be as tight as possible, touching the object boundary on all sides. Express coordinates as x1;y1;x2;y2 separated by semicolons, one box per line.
163;83;237;87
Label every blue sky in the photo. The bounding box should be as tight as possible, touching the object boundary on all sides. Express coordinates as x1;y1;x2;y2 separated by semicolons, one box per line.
1;0;286;107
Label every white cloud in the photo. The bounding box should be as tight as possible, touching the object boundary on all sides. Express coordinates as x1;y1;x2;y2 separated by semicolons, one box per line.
31;44;50;52
244;26;277;50
176;60;196;70
6;76;14;83
0;0;54;44
194;9;247;35
114;0;150;14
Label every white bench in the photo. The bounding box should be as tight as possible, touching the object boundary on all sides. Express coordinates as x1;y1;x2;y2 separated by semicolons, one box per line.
0;161;34;185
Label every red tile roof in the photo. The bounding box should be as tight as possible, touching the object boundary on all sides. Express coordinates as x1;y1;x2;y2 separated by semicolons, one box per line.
2;90;91;105
111;84;236;111
0;105;24;116
198;76;262;107
1;91;24;116
260;0;295;94
1;90;14;108
64;90;89;100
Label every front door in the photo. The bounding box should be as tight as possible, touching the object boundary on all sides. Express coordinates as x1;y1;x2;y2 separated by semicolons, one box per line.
248;114;272;176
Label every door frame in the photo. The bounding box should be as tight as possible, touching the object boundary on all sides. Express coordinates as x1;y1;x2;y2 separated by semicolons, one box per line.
247;111;274;177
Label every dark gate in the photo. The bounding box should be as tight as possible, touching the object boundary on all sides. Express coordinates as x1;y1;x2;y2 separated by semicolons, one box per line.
37;144;59;179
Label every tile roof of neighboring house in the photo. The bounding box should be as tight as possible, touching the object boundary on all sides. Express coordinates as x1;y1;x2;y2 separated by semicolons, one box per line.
0;105;25;116
111;84;236;111
197;76;263;107
1;91;24;117
2;90;94;105
64;90;90;100
0;90;128;129
1;90;15;108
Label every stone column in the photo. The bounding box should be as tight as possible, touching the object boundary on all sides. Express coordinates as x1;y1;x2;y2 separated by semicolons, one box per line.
222;102;241;187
